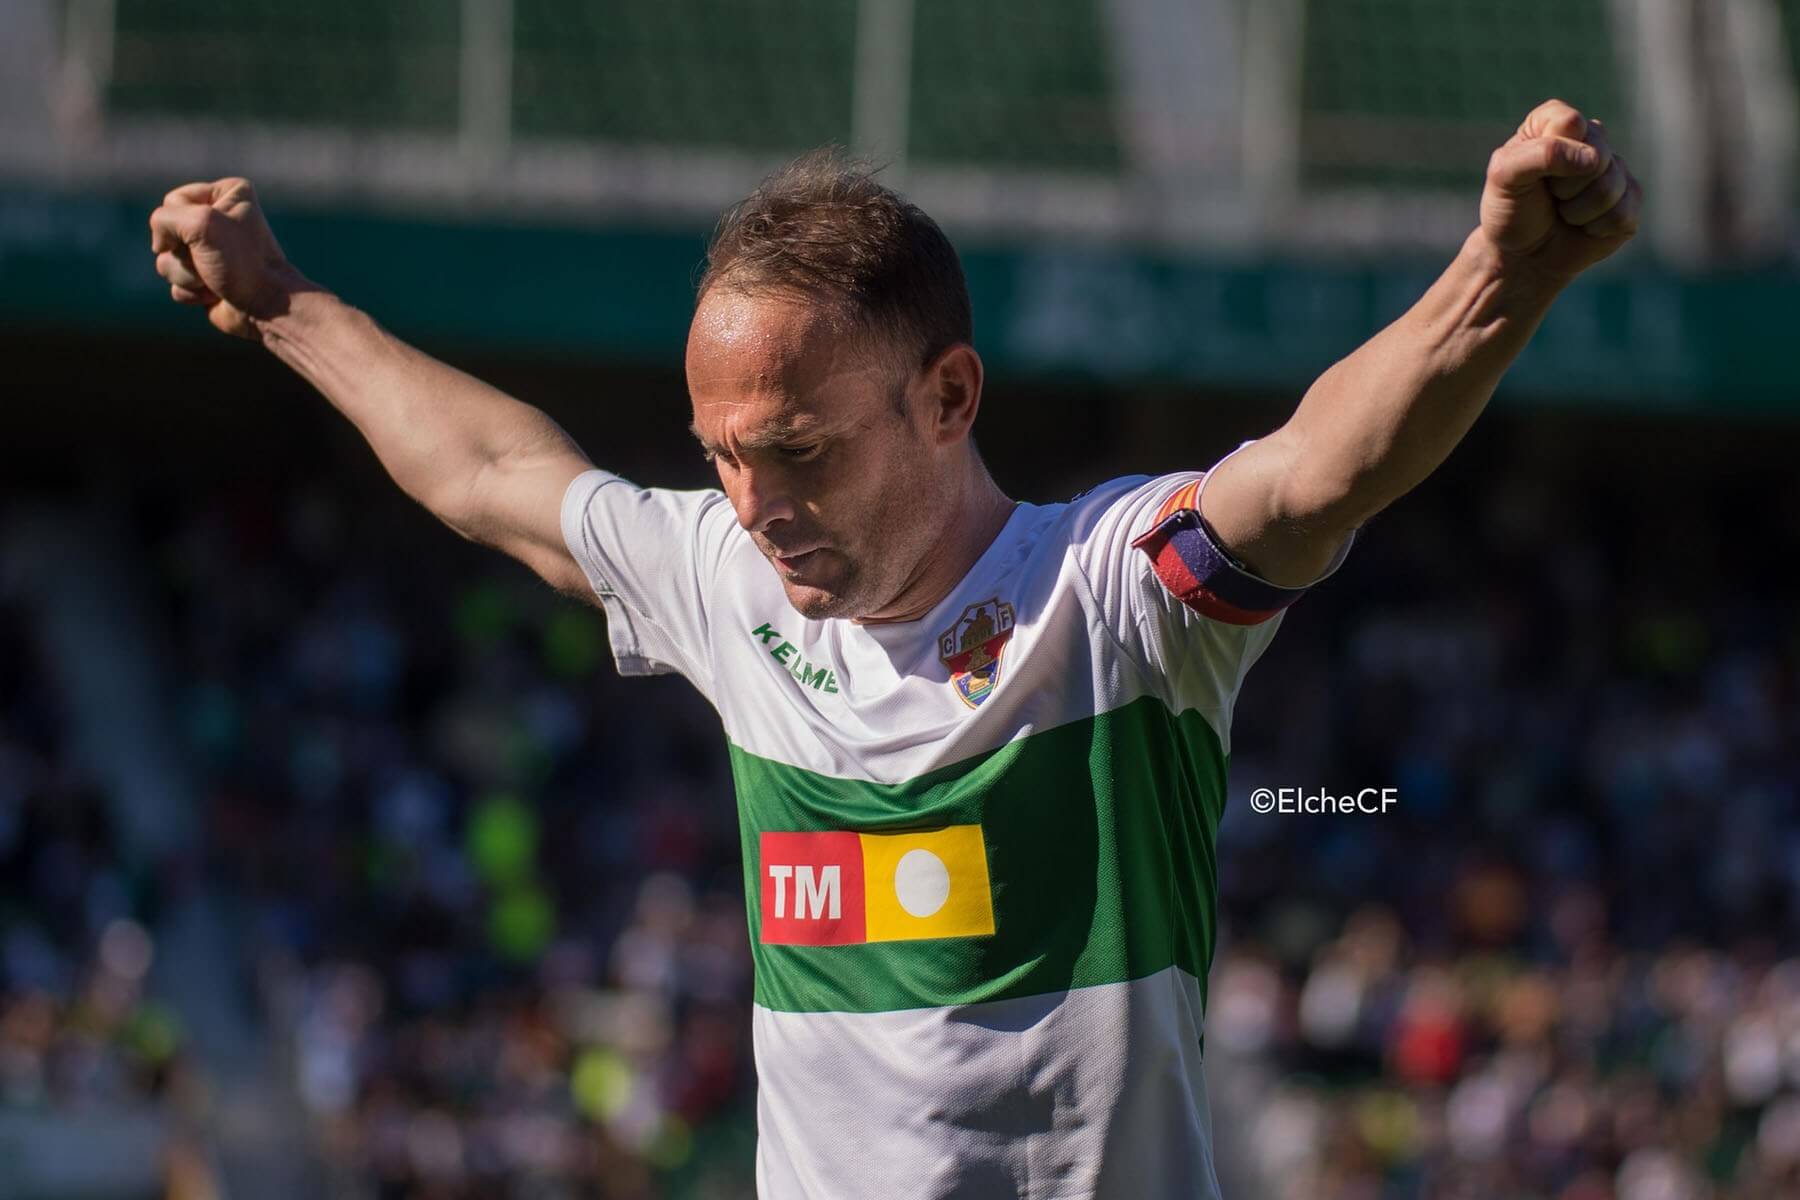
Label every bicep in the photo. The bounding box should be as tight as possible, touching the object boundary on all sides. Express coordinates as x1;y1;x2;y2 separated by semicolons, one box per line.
445;444;596;598
1198;428;1354;588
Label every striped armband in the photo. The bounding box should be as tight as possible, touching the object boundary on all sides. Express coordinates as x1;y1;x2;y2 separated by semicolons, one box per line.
1129;478;1318;626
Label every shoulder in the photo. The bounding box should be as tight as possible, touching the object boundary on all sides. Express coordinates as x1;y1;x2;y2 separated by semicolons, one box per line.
1053;472;1207;545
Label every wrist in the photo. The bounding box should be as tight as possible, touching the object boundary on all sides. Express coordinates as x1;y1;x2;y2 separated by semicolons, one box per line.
254;272;337;349
1464;227;1571;308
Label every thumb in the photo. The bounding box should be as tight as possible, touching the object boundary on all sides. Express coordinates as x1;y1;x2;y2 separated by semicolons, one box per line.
205;296;256;340
1487;135;1603;195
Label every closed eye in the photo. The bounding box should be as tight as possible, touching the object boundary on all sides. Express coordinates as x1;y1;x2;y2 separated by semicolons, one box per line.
779;443;826;462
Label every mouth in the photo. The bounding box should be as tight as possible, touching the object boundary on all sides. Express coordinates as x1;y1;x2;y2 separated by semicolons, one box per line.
772;547;827;575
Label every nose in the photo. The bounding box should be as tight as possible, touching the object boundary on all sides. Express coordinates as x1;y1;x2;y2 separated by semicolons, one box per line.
730;462;797;535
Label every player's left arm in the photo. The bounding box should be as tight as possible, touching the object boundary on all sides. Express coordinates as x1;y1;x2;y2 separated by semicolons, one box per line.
1201;99;1643;586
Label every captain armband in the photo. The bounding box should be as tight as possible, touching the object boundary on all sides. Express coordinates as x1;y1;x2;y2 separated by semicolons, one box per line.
1129;479;1348;625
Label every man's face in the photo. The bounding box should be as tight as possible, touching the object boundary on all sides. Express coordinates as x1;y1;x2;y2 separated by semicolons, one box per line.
685;289;944;621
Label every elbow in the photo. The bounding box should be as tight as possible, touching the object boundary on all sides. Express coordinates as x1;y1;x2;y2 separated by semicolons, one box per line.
426;457;499;547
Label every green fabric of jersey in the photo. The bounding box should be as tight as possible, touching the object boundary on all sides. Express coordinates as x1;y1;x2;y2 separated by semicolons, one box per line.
730;693;1230;1015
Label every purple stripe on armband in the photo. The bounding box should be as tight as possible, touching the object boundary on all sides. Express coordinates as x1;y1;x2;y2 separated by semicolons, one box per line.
1130;508;1310;622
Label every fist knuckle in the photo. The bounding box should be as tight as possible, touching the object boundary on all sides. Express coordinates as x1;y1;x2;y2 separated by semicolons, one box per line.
1540;97;1584;130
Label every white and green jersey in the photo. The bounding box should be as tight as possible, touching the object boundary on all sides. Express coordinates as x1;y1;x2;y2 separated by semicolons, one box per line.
561;455;1349;1199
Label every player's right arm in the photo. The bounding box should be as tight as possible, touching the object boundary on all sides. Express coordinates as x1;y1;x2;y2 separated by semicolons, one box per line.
147;178;595;598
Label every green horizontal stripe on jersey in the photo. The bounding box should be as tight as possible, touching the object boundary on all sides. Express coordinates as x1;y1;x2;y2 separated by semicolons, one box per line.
729;693;1229;1015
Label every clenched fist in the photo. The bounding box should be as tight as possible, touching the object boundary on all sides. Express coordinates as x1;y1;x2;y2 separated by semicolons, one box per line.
149;178;305;340
1480;99;1643;284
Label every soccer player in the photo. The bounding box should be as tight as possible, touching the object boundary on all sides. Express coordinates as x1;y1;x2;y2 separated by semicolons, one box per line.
149;99;1639;1198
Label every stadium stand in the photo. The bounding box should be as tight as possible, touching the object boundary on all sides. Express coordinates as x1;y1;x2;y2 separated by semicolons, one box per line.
142;473;756;1196
102;0;1123;171
511;0;858;152
9;407;1789;1198
1207;421;1800;1198
1298;0;1629;187
905;0;1121;169
21;0;1792;259
108;0;462;132
0;591;193;1197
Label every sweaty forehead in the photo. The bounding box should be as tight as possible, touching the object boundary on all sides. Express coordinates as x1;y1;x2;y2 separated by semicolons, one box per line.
685;290;885;429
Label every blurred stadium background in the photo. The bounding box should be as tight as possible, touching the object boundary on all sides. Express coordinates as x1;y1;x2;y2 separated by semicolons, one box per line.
3;1;1800;1197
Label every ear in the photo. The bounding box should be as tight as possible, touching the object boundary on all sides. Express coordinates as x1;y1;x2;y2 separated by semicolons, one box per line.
919;343;984;447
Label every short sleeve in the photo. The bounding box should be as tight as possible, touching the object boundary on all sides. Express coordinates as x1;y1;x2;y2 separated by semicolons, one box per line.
1071;444;1353;749
560;468;739;697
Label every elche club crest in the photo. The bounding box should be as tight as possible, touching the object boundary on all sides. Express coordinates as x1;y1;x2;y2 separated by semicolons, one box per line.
938;597;1016;709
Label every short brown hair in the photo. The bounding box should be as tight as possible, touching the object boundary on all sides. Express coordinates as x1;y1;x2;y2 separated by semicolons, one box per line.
698;149;973;377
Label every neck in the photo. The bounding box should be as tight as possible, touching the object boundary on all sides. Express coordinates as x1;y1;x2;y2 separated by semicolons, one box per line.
855;468;1015;626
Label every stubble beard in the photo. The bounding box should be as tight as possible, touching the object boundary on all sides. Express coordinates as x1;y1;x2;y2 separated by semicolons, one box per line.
766;539;870;620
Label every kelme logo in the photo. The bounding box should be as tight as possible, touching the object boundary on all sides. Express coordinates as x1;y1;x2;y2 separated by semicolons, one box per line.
758;825;995;946
750;622;841;693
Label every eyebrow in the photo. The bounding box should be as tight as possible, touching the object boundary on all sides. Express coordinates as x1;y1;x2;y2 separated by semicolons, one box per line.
687;414;826;456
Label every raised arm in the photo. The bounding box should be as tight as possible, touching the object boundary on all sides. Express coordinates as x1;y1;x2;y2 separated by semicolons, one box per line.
1202;99;1644;586
147;178;595;597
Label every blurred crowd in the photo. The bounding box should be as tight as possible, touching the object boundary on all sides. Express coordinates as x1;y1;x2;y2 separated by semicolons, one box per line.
148;479;756;1199
5;423;1799;1199
0;593;189;1120
1211;452;1800;1199
1210;913;1800;1200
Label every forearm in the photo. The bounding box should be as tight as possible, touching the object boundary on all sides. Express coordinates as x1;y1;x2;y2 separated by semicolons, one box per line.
260;283;580;519
1280;230;1563;530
